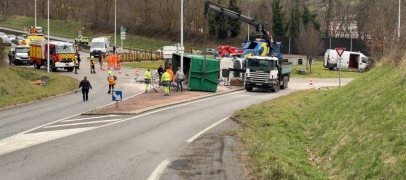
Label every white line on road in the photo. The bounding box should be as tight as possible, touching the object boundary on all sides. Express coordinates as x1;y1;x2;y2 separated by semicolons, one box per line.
148;159;170;180
0;91;243;156
186;116;230;143
44;119;122;129
60;115;120;122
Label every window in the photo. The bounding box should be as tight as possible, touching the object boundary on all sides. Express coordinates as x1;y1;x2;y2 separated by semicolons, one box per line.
92;42;104;48
56;45;75;53
247;59;275;71
16;48;29;53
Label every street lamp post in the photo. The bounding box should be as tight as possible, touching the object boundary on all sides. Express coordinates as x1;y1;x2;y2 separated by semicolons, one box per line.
47;0;50;72
35;0;37;27
247;10;249;41
180;0;184;71
114;0;117;49
399;0;401;38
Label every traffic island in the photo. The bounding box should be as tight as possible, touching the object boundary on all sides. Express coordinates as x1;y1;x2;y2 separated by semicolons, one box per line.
81;85;244;115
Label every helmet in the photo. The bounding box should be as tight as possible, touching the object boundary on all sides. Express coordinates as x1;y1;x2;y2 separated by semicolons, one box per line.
108;70;112;75
91;56;94;58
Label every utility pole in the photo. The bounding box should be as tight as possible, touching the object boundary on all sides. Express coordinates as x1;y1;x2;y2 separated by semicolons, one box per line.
35;0;37;27
399;0;401;38
180;0;184;71
47;0;50;72
247;10;249;41
114;0;117;48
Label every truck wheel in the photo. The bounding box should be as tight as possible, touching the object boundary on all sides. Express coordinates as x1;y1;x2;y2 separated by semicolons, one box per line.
50;62;56;72
66;67;74;72
280;76;285;89
271;81;280;92
285;77;289;89
34;61;41;69
245;87;253;91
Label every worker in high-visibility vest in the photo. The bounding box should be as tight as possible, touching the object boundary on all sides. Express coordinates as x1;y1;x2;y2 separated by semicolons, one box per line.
161;69;171;96
166;67;174;92
90;59;96;74
144;69;152;93
74;58;79;74
107;71;116;94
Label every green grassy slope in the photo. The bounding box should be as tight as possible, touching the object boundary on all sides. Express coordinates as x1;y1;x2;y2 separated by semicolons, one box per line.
0;67;79;108
234;65;406;179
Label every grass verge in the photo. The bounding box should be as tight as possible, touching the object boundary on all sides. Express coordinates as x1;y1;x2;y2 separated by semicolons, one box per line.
234;65;406;179
291;61;366;78
0;67;79;108
121;61;165;70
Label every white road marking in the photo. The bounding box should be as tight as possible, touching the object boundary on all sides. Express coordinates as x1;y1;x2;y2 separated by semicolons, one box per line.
186;116;230;143
44;119;122;129
60;115;120;122
0;127;95;156
0;91;243;156
148;159;170;180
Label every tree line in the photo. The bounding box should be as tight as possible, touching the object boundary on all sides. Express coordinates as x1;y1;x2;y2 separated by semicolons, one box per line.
0;0;405;58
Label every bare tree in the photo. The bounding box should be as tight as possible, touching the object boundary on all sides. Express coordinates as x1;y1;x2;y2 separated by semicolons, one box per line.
294;23;324;73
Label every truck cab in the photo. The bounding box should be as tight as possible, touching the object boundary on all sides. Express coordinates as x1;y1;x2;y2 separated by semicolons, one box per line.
29;41;75;72
11;45;30;65
245;56;292;92
90;37;109;57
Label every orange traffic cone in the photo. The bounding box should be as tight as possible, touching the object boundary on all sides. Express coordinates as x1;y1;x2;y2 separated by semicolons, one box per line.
309;77;313;85
135;67;139;76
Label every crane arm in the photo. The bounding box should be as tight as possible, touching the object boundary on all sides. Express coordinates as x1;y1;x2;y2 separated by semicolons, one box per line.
204;1;273;46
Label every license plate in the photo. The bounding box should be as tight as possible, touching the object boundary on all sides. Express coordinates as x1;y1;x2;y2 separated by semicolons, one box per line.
256;83;262;86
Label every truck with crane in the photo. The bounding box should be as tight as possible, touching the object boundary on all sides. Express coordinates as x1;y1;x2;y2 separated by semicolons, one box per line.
204;1;291;92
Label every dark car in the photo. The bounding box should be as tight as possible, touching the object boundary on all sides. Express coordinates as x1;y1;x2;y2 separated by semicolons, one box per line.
201;48;217;55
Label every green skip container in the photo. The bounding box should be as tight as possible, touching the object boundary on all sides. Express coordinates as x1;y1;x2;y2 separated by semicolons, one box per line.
171;53;220;92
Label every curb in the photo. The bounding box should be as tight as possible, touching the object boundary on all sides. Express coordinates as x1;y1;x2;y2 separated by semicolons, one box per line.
0;88;82;112
81;87;245;115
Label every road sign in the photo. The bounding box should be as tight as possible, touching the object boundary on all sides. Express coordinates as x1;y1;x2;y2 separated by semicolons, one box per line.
120;26;126;32
78;30;82;35
120;31;126;40
335;48;346;57
24;27;27;31
112;90;122;101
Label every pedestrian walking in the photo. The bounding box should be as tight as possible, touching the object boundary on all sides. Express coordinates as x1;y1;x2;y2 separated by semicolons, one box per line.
99;55;103;66
157;65;164;86
90;59;96;74
161;69;171;96
74;58;79;74
107;71;116;94
8;51;12;65
76;53;81;69
166;66;174;92
144;69;152;93
113;46;116;54
79;76;92;102
175;67;185;92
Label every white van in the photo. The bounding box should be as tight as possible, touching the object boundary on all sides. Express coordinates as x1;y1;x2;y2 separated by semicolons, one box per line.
90;37;109;57
159;46;184;59
324;49;369;71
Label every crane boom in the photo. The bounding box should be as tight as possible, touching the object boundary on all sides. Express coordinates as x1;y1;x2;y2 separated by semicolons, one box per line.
204;1;274;48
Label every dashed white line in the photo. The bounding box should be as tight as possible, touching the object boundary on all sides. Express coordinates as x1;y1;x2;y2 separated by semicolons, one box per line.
186;116;230;143
61;115;120;122
148;159;170;180
44;119;122;129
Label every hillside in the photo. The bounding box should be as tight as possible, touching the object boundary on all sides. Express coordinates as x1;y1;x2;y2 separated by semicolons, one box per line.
0;67;79;108
234;63;406;179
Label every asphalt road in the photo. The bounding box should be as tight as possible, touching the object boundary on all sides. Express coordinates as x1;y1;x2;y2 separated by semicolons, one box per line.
0;70;353;180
